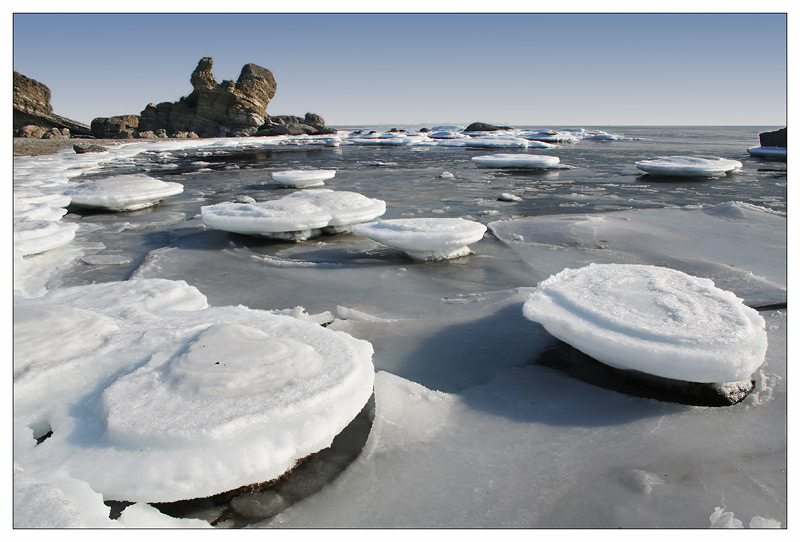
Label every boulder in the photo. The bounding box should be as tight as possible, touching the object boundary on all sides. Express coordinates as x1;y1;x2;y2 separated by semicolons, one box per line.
73;143;108;154
15;125;47;138
464;121;513;132
91;115;140;139
42;127;70;139
255;112;335;136
13;72;91;136
759;127;787;148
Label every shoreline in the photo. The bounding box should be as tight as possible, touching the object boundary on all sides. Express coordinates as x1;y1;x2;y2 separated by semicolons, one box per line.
13;137;190;157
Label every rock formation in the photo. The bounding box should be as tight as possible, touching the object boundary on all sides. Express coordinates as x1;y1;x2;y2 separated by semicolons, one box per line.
759;127;787;147
138;57;278;138
464;121;513;132
13;72;91;136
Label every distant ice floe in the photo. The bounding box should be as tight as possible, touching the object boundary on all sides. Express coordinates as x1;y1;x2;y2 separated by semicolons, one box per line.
519;129;579;144
523;263;768;384
14;278;375;504
271;169;336;188
350;217;487;261
747;146;787;160
463;136;531;149
201;190;386;241
635;156;742;177
63;174;184;211
472;154;561;169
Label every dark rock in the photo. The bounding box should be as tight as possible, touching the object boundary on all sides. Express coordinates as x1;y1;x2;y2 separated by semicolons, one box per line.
91;115;140;139
759;127;786;147
419;127;430;132
13;72;91;136
536;340;755;407
73;143;108;154
464;121;513;132
230;490;288;520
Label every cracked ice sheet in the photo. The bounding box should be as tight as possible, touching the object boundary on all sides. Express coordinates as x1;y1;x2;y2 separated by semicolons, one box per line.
488;202;786;308
264;310;786;529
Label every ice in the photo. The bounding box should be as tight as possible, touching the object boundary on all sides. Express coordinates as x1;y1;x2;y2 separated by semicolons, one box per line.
747;146;787;159
463;136;530;148
350;217;487;261
488;202;786;308
201;199;333;239
267;306;785;528
427;131;468;139
13;218;78;256
635;156;742;177
12;132;786;528
271;169;336;188
519;129;577;144
63;174;184;211
285;189;386;230
14;278;375;505
522;263;767;383
201;190;385;240
471;153;561;169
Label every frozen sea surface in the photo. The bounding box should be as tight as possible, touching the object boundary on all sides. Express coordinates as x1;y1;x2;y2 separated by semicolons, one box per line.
12;126;787;528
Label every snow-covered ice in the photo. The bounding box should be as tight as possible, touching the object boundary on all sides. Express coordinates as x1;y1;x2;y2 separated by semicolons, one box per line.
463;136;530;148
350;217;487;261
747;146;787;159
472;153;561;169
201;190;386;240
522;263;767;383
635;156;743;177
14;278;375;504
14;219;79;256
285;189;386;231
271;169;336;188
63;174;184;211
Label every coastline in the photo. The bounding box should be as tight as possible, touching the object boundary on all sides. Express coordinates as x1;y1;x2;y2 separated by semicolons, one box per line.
13;137;177;157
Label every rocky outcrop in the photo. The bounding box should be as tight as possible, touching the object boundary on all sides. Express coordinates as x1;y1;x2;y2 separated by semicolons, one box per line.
759;127;787;147
464;121;513;132
13;72;91;136
255;113;336;136
137;57;278;138
91;115;140;139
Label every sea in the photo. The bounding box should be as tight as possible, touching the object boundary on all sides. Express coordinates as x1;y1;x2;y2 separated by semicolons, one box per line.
13;125;788;528
52;125;787;299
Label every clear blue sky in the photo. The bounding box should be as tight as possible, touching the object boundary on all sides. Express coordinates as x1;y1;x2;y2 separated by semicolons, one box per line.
12;12;788;127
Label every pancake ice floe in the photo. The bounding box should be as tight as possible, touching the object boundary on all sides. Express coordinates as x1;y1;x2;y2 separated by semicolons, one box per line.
271;169;336;188
350;217;487;261
523;264;767;398
64;174;184;211
747;146;787;159
635;156;742;177
14;278;375;503
201;198;333;240
472;154;561;169
286;189;386;232
201;190;386;240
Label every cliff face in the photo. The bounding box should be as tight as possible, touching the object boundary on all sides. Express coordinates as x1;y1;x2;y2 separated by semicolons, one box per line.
138;57;278;137
13;72;91;136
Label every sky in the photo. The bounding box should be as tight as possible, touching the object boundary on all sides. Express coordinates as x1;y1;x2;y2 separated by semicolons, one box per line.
11;11;789;127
